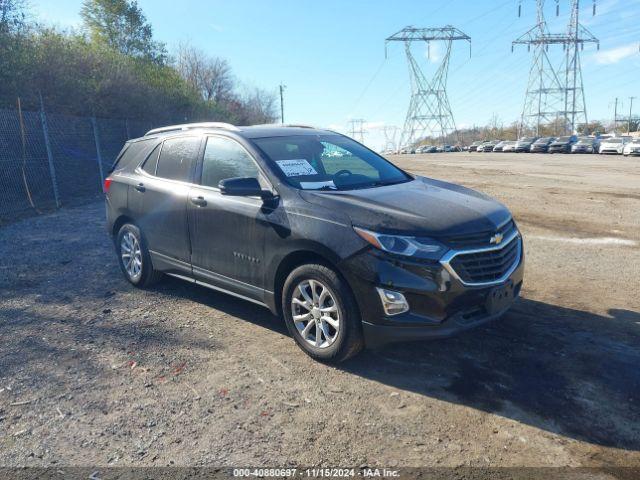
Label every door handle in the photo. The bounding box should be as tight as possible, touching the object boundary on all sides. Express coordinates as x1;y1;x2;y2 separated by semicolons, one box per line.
134;183;145;192
190;196;207;207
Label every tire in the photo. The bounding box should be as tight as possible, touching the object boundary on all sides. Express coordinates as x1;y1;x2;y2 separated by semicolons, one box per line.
282;263;364;363
116;223;163;288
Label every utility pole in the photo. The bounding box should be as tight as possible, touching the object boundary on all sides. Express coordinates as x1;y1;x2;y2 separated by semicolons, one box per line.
614;97;618;133
628;96;636;133
386;26;470;148
279;84;286;124
513;1;599;136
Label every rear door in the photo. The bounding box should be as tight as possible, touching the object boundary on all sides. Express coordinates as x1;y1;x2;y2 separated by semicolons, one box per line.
134;135;202;273
187;135;272;299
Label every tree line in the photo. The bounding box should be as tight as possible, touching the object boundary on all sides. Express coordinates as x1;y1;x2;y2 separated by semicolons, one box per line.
0;0;277;125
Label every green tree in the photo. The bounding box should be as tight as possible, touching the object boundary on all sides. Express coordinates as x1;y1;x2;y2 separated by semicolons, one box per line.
80;0;166;63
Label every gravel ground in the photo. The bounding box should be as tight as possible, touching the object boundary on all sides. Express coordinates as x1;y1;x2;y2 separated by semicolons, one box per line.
0;152;638;468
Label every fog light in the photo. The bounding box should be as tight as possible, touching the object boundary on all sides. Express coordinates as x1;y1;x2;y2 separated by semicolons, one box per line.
376;287;409;316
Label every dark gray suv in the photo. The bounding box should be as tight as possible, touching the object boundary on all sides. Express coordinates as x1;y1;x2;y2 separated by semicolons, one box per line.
105;123;524;362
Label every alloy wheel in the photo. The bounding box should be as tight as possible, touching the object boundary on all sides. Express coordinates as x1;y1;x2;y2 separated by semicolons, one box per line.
291;279;340;348
121;231;142;281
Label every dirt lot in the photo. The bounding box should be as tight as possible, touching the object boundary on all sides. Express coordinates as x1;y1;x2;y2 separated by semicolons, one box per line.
1;152;639;469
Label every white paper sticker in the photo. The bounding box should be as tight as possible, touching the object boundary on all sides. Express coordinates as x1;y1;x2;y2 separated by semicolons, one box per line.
276;159;317;177
299;180;336;190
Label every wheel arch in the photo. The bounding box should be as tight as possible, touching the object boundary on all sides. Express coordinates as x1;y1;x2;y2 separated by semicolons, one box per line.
112;214;135;239
271;247;348;317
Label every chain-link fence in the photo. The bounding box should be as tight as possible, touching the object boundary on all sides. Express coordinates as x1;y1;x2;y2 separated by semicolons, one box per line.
0;107;156;225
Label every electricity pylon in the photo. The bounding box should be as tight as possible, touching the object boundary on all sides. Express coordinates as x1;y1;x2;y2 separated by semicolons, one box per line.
386;26;470;148
382;125;400;151
348;118;366;143
513;0;598;136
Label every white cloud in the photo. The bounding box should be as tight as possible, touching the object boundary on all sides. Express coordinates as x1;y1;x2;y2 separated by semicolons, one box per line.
592;43;638;64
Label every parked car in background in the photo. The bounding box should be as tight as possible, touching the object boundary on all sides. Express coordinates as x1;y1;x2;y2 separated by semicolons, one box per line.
548;135;578;153
492;141;507;152
469;141;483;152
599;137;628;155
514;137;538;152
571;137;599;154
501;141;517;152
530;137;555;153
417;145;437;153
469;140;483;152
623;138;640;156
481;140;501;152
105;123;524;361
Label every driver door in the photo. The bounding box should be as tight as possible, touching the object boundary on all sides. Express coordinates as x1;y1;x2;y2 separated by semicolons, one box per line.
187;135;271;300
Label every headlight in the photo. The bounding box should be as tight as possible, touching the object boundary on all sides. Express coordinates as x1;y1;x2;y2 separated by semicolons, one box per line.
354;226;447;260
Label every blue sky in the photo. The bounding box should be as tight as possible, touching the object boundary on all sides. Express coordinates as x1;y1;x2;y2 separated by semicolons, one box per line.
31;0;640;148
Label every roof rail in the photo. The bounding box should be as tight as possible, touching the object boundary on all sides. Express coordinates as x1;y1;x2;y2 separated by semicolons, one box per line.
250;123;319;129
144;122;240;136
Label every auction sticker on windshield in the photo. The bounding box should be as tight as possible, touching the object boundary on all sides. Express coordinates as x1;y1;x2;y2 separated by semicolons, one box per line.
276;159;317;177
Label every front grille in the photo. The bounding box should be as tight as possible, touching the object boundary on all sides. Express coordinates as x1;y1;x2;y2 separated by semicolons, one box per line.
448;234;521;284
444;220;516;249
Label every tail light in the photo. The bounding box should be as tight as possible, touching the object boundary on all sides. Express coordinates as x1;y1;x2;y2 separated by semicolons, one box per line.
103;177;112;193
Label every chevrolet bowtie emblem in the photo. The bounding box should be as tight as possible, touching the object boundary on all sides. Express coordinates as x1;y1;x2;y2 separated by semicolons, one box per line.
490;232;504;244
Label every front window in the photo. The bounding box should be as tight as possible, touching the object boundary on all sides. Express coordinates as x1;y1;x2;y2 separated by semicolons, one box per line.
606;138;622;144
201;136;260;188
252;134;411;191
577;138;594;144
535;137;552;143
556;136;571;142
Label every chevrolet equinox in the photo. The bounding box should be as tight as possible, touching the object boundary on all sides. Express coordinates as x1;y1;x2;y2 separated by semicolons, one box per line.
105;123;524;362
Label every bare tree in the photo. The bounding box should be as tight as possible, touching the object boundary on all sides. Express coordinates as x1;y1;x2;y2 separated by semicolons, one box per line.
175;43;233;103
241;87;278;124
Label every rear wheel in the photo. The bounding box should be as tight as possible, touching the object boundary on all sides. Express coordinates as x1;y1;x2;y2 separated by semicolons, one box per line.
116;223;162;287
282;264;363;362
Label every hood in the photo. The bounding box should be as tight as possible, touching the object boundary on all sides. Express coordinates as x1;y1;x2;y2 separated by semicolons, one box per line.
298;176;511;237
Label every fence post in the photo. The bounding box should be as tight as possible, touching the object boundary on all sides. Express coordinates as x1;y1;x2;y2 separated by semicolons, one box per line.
91;116;105;190
39;93;61;208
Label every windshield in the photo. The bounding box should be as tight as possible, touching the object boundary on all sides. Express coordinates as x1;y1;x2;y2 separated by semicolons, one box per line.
577;138;594;144
605;138;622;144
535;137;552;143
252;134;411;191
519;137;536;142
556;136;571;142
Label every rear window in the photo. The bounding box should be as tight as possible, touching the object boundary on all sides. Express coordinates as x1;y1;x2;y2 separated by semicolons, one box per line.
142;144;161;175
110;139;154;173
155;136;200;182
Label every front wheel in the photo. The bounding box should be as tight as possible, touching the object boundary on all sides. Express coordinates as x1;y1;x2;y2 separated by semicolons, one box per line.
116;223;162;287
282;264;363;362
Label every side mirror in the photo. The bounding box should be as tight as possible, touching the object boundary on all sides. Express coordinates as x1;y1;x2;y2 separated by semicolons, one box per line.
219;177;273;199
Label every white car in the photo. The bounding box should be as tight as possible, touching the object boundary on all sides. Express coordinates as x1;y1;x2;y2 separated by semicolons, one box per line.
502;141;517;152
623;138;640;156
599;137;628;155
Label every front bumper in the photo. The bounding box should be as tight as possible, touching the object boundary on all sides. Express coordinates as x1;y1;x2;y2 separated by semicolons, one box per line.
340;237;525;348
548;145;569;153
572;146;593;153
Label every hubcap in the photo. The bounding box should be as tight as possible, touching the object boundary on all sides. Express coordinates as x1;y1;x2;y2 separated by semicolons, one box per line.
120;231;142;280
291;279;340;349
